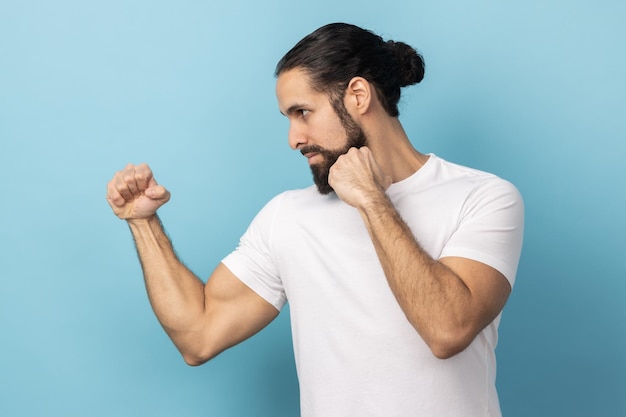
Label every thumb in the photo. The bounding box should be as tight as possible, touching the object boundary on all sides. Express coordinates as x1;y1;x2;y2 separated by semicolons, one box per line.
145;185;170;202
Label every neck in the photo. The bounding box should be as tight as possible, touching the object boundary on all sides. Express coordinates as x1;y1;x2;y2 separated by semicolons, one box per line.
365;117;429;183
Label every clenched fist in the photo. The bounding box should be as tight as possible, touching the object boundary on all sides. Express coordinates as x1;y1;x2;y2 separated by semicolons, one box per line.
106;163;170;220
329;147;392;208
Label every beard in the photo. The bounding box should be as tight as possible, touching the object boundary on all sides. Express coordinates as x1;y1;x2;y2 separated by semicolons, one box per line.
302;104;368;195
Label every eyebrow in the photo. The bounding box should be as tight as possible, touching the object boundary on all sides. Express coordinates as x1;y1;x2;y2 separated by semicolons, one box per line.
280;103;309;117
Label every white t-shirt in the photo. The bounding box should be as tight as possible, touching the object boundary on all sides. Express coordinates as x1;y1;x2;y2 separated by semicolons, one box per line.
222;154;524;417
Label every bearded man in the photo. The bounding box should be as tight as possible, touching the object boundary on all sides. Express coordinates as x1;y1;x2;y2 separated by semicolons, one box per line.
106;23;524;417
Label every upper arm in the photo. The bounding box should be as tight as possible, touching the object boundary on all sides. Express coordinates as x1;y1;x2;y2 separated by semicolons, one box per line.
440;256;511;332
436;178;522;344
187;262;279;365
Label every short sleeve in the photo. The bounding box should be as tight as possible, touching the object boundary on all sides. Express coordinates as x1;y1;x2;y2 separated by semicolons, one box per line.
221;194;287;310
440;178;524;286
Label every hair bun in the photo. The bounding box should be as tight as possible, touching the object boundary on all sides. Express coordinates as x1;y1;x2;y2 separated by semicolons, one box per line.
387;40;425;86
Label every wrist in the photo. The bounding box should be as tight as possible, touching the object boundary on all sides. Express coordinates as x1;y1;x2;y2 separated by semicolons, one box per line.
354;184;390;209
127;214;160;229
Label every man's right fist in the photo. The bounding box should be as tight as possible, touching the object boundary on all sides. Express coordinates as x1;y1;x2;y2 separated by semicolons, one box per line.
106;163;171;220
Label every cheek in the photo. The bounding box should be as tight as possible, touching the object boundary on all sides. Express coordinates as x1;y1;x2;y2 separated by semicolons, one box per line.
318;118;348;149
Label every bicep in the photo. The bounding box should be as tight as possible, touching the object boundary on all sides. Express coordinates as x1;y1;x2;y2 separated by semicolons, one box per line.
202;262;280;357
440;256;511;328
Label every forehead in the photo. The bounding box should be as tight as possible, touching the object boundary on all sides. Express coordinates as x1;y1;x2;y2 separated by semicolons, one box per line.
276;68;325;113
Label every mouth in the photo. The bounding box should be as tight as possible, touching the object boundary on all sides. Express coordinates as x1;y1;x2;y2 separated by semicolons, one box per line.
303;152;321;164
301;147;323;163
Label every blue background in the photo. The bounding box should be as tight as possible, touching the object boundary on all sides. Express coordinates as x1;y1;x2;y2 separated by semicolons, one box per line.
1;1;624;416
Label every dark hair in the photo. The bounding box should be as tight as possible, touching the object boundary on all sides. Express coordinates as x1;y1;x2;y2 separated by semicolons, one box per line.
275;23;425;117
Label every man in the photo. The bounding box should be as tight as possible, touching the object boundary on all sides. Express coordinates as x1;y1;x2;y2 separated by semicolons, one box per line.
106;23;524;417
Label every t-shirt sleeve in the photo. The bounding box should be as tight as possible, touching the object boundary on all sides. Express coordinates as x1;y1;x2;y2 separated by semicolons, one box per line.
221;194;287;310
439;177;524;286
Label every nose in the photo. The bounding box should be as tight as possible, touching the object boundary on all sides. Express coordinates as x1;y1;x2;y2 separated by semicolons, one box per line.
288;121;307;150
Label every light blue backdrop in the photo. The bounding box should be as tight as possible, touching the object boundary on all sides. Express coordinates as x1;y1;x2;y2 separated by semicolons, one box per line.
1;1;624;416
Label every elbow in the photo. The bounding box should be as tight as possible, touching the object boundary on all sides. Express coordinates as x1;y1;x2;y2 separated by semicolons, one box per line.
179;342;220;367
424;327;475;360
182;352;212;367
429;340;469;360
166;326;222;366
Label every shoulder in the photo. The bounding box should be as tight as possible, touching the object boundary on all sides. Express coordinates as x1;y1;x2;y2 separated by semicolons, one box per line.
269;185;342;211
253;185;333;220
431;155;522;200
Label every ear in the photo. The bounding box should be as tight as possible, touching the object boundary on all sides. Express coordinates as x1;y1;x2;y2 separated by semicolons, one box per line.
345;76;372;115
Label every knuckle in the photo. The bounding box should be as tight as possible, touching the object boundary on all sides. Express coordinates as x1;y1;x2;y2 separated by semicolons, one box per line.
137;163;151;173
136;164;152;179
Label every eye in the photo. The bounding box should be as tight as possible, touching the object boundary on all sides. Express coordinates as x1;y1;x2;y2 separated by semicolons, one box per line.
299;109;310;118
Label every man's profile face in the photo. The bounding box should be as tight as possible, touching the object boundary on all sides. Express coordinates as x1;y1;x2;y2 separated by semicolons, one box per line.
276;69;367;194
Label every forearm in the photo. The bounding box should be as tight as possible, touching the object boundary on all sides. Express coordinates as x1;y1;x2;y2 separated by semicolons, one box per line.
127;215;207;344
358;194;476;357
328;147;509;357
